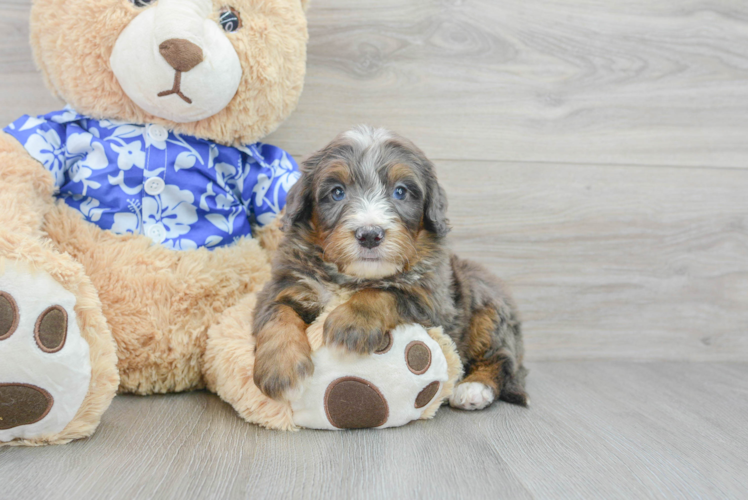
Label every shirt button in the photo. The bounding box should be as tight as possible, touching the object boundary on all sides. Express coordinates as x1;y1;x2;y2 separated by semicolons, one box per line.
148;124;168;142
147;224;166;244
144;177;165;196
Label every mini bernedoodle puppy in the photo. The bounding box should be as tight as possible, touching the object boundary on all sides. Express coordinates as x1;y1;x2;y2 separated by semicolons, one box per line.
252;126;528;411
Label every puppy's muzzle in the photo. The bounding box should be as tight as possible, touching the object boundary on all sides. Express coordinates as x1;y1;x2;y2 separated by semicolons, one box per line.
355;226;385;249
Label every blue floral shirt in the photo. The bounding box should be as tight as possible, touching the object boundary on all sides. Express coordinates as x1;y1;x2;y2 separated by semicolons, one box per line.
4;107;300;250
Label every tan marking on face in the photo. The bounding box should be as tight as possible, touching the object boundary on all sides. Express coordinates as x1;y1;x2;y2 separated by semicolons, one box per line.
320;161;352;186
387;163;419;187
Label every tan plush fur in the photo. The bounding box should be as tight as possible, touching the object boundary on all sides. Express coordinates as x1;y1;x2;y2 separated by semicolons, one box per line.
30;0;307;147
1;0;308;445
0;133;120;446
420;327;463;420
45;204;275;394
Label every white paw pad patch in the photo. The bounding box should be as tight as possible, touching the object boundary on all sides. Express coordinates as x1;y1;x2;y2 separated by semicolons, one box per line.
0;263;91;442
291;324;449;430
449;382;495;410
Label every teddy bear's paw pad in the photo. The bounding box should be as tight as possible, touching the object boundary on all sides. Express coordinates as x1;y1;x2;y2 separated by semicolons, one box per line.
291;323;450;430
34;306;68;353
0;292;20;341
415;381;440;409
405;341;431;374
449;382;495;411
324;377;389;429
0;263;91;442
0;384;53;430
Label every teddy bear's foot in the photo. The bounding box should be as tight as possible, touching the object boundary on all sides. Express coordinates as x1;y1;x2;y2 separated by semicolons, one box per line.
291;324;458;430
0;261;94;443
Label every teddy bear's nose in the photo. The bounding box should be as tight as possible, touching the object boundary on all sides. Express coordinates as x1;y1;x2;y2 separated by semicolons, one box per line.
158;38;204;73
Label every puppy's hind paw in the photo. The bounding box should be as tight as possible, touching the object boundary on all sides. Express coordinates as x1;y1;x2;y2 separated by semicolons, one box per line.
449;382;495;411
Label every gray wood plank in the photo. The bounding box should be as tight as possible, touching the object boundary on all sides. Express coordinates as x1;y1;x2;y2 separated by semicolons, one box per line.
439;160;748;362
1;362;746;499
265;0;748;167
3;1;748;168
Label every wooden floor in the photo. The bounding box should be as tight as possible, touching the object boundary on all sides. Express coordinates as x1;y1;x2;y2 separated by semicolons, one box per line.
1;362;747;500
1;0;747;498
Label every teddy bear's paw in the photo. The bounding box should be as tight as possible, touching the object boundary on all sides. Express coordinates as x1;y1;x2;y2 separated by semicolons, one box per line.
449;382;495;411
0;263;91;442
291;324;450;430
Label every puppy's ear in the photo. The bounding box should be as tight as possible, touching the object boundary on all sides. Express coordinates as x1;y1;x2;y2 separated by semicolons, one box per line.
281;168;313;232
283;137;349;231
424;169;450;238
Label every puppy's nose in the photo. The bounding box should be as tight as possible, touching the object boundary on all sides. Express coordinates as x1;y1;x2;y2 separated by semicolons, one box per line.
355;226;385;249
159;38;203;72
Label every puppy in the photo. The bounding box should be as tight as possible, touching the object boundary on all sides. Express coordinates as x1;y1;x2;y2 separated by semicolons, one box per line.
252;126;528;410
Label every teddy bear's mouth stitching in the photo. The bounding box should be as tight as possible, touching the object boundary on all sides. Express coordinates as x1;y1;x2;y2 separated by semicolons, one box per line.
157;71;192;104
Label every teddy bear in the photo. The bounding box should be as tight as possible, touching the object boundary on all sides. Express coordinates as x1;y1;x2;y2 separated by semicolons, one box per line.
0;0;462;446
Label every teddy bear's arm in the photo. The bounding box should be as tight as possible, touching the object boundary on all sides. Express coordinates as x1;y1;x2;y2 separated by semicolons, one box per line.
0;132;59;242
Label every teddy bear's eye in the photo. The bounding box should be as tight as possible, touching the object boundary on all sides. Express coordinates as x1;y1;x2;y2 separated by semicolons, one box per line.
219;7;242;32
130;0;155;6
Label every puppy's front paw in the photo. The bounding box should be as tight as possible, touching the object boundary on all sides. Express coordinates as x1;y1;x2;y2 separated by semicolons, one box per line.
253;343;314;401
323;302;389;355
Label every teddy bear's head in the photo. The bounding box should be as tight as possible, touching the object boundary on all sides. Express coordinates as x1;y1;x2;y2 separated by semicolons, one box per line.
30;0;308;146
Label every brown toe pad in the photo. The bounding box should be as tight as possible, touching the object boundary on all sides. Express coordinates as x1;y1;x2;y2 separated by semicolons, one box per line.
405;341;431;375
415;381;440;409
35;305;68;353
0;383;54;430
0;291;19;341
324;377;389;429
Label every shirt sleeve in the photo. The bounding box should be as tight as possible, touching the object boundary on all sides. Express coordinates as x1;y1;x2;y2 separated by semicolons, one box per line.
3;114;69;189
242;143;301;227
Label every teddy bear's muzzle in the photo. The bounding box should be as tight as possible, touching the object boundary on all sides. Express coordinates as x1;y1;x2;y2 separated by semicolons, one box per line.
110;0;242;123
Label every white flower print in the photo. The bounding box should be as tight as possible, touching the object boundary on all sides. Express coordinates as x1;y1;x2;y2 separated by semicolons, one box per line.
252;152;300;216
253;174;272;207
65;132;109;195
175;151;198;171
111;141;145;170
143;184;198;240
111;200;144;235
49;108;80;124
79;196;106;222
20;116;48;131
161;238;198;251
24;127;65;186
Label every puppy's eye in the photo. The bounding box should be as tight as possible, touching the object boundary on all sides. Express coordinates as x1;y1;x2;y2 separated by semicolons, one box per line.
331;187;346;202
393;186;407;200
130;0;155;6
219;7;242;32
